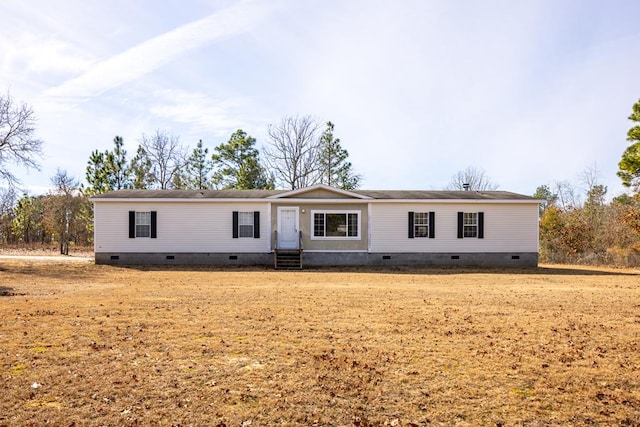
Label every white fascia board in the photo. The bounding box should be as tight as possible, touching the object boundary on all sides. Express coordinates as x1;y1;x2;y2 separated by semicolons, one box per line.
365;199;542;204
261;198;539;204
267;184;372;199
91;197;541;204
92;198;371;204
304;249;368;253
90;198;273;203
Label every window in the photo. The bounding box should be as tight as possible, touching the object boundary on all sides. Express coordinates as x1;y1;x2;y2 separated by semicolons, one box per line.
312;211;360;239
129;211;157;239
463;212;478;238
457;212;484;239
408;211;435;239
238;212;254;238
135;212;151;237
232;211;260;239
135;213;150;237
414;212;429;238
313;213;325;237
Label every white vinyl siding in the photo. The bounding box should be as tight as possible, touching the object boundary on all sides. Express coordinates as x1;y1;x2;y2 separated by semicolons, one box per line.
94;202;268;253
369;203;538;253
94;199;538;256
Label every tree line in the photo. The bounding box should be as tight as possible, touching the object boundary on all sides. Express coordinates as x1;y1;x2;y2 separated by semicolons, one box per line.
0;170;91;254
84;116;360;194
535;171;640;266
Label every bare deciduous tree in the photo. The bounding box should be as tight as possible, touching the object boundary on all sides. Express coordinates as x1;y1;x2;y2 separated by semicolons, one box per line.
579;163;602;195
0;187;17;244
0;92;44;187
446;166;498;191
553;180;580;211
138;130;185;189
44;169;82;255
263;115;324;190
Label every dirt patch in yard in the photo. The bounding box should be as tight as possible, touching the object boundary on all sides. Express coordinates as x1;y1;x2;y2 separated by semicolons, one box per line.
1;260;639;425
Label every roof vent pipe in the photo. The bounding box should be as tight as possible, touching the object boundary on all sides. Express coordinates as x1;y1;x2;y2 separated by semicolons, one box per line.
463;183;470;191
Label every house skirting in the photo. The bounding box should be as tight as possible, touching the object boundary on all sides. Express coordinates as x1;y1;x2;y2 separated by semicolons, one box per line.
95;252;537;267
304;252;537;267
95;252;273;266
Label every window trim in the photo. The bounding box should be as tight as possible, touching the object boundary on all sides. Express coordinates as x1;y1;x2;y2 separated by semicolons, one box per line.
129;210;157;239
232;211;261;239
238;211;254;238
413;212;429;238
463;212;478;238
310;210;361;240
136;211;151;238
457;211;484;239
408;211;435;239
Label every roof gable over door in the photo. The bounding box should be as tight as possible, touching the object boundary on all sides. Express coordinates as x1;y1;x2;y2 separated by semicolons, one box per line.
268;184;371;200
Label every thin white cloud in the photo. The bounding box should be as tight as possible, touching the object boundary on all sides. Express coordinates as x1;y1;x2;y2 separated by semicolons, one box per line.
149;89;250;137
0;34;95;76
43;0;275;99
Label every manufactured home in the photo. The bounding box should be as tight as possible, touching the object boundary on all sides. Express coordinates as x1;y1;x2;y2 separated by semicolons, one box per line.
91;184;540;268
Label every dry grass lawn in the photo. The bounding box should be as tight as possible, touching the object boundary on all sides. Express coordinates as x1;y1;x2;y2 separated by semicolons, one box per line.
1;258;639;426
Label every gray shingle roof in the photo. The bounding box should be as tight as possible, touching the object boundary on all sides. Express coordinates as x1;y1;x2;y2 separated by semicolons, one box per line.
357;190;537;200
91;189;285;199
92;188;537;201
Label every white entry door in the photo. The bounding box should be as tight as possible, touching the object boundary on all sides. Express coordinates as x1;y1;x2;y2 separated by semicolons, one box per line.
277;207;299;249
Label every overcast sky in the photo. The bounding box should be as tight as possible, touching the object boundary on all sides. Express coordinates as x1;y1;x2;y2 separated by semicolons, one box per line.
2;0;639;197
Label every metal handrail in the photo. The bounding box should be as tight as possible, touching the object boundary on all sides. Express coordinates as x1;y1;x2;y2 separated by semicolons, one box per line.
273;230;303;251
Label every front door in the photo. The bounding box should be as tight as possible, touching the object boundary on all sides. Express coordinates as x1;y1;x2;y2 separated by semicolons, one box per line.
277;207;299;249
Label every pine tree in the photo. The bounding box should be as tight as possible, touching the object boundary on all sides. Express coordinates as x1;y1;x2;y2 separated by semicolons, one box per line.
84;136;131;195
130;146;153;189
618;99;640;193
212;130;273;189
85;150;110;196
318;122;361;190
105;136;130;190
184;140;213;189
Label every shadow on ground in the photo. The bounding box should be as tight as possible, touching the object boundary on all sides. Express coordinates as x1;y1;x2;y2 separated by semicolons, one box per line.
116;264;639;276
0;286;18;296
0;261;103;283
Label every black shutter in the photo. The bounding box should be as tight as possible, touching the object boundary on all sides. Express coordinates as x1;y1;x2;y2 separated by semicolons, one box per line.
478;212;484;239
150;211;157;238
408;211;414;238
129;211;135;238
254;211;260;239
457;212;463;238
232;211;239;238
429;211;435;239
